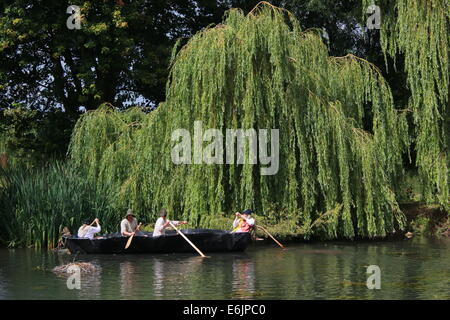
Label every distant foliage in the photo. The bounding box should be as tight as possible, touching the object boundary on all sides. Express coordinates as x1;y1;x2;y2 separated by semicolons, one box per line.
362;0;450;211
0;106;73;166
69;3;409;239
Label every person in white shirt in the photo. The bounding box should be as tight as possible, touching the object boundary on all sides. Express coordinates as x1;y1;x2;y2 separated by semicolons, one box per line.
153;208;187;237
232;209;255;233
78;218;101;239
120;209;140;236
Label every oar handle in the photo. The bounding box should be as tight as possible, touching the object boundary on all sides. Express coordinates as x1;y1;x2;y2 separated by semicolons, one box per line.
89;218;100;226
169;221;206;258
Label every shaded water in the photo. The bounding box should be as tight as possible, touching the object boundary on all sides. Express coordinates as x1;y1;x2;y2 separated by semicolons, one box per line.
0;237;448;300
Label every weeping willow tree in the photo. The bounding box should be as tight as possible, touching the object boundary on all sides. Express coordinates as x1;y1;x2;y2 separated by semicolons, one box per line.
363;0;450;211
69;2;410;239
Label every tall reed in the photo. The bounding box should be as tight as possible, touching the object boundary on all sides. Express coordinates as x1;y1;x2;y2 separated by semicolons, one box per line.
0;162;124;248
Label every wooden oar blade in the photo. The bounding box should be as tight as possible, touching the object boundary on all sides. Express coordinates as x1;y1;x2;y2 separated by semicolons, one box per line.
124;223;141;249
124;235;133;249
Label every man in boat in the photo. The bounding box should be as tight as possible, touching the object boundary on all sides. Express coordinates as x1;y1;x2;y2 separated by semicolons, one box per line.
232;209;255;233
153;208;187;237
121;209;141;236
78;218;101;239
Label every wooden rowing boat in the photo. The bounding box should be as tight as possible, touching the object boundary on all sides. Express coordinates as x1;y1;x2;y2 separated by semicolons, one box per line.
63;229;251;254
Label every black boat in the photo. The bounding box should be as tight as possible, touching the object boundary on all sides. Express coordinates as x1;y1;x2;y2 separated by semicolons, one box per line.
63;229;252;254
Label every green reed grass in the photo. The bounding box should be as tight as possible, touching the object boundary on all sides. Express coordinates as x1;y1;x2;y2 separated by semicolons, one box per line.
0;162;125;248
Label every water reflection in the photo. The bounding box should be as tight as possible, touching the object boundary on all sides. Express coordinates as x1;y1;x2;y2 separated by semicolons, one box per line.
153;259;164;296
0;237;449;299
231;258;256;299
119;261;135;299
0;269;7;299
152;256;204;298
78;260;102;300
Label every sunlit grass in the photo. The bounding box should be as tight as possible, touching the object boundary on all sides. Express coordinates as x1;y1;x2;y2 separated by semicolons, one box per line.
0;162;120;248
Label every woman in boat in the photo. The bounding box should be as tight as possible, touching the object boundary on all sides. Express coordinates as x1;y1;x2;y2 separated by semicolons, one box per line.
120;209;141;236
153;208;187;237
232;209;255;233
77;218;101;239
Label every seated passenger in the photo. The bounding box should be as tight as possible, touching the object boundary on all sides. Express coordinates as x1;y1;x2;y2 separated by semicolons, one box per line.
232;209;255;233
153;208;187;237
120;209;140;236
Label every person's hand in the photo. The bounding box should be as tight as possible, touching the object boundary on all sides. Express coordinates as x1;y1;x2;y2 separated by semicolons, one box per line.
235;212;241;217
182;221;188;225
94;218;100;223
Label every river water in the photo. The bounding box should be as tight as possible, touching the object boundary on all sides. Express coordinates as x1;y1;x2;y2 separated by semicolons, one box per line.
0;237;448;300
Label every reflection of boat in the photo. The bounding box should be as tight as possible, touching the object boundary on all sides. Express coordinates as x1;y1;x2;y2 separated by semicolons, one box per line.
63;229;251;254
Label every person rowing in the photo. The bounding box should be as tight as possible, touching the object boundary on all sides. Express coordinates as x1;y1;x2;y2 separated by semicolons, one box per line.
153;208;187;237
120;209;141;236
77;218;101;239
232;209;255;233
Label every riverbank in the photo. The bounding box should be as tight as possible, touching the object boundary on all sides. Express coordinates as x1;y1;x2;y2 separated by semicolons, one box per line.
237;203;449;242
401;203;449;238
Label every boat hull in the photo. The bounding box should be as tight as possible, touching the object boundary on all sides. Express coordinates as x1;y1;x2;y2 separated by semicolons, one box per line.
63;229;252;254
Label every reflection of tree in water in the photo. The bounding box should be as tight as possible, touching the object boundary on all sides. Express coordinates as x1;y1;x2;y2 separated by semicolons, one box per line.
77;259;102;299
152;256;204;299
231;258;256;299
0;268;7;299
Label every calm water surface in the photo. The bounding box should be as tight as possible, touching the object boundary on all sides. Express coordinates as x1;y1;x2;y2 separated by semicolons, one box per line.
0;237;448;300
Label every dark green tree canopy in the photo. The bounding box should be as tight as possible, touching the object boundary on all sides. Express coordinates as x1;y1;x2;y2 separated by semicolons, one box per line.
0;0;233;114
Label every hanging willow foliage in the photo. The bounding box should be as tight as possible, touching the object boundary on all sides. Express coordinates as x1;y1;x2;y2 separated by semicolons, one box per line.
362;0;450;211
69;2;409;239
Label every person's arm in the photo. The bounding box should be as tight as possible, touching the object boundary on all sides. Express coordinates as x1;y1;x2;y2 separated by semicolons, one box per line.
93;218;101;233
233;212;242;228
245;217;255;226
169;221;188;227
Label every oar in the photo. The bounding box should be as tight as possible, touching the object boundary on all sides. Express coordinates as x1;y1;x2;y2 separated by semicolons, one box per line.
168;221;207;258
125;223;142;249
257;225;285;249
